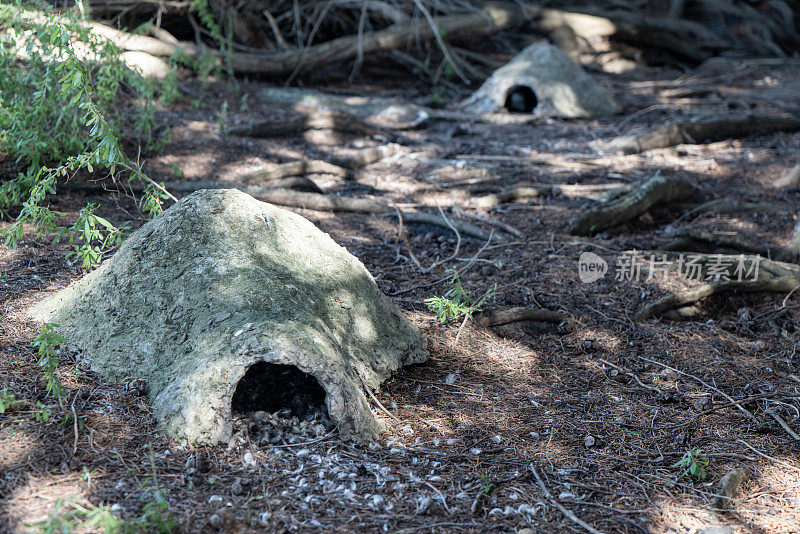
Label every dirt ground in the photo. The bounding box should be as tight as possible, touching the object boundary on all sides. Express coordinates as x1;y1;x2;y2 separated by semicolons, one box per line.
2;58;800;533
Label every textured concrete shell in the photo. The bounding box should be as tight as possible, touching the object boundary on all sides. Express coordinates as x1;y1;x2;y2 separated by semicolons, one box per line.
460;43;620;118
30;189;427;445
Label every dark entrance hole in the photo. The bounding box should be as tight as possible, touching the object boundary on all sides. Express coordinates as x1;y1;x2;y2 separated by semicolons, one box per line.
504;85;538;113
231;362;327;419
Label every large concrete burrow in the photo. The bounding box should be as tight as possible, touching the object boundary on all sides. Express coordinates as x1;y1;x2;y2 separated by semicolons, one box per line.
29;189;428;445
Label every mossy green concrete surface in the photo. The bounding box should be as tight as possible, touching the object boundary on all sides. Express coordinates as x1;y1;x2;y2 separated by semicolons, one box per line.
30;189;427;445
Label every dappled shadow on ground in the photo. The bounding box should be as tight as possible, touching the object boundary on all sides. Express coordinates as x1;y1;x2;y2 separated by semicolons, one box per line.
2;62;800;532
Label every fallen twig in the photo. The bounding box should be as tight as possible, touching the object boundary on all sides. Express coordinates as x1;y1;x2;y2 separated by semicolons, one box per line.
530;466;606;534
737;439;800;473
639;356;756;421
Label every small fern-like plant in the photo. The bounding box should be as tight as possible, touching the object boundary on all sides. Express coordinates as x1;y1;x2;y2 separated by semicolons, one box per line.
425;269;496;344
425;269;495;324
672;448;710;481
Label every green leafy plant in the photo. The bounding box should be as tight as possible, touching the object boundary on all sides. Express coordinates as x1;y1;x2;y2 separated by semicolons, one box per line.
32;323;66;399
672;448;710;481
82;466;99;490
32;492;178;533
68;204;130;268
0;2;175;267
425;269;495;324
33;499;121;533
0;388;17;413
32;401;51;422
478;473;494;494
136;490;178;533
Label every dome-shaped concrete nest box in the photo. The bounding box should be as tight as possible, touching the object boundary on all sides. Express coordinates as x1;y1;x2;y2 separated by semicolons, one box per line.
460;43;620;118
29;189;427;445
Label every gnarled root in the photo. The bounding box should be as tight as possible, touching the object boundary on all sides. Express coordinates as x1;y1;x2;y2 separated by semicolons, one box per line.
635;256;800;322
568;175;697;235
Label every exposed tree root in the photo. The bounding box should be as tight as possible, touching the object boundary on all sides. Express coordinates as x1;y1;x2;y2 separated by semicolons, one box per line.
635;256;800;322
772;163;800;189
662;229;775;257
601;114;800;155
168;178;323;195
194;186;500;241
568;175;697;236
472;307;569;328
238;160;352;182
331;144;401;169
228;111;405;143
474;182;628;209
664;213;800;263
675;198;791;219
396;211;496;243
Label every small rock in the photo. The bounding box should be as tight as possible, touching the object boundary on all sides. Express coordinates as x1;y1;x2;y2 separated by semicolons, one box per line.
748;340;767;353
195;452;210;473
415;495;434;514
582;339;597;352
208;508;227;530
658;368;678;381
208;495;223;503
584;435;598;448
257;511;272;526
243;451;256;466
606;369;629;384
660;391;679;403
231;480;244;496
693;396;712;412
